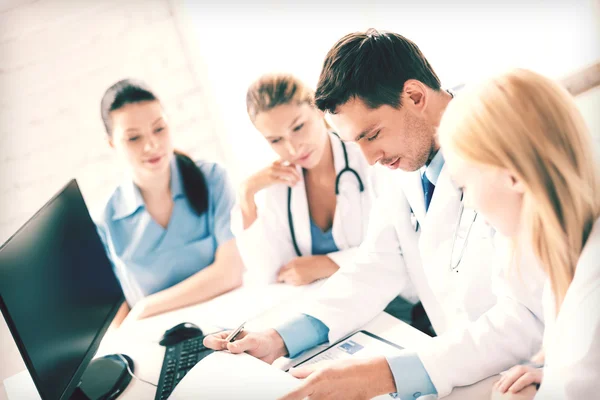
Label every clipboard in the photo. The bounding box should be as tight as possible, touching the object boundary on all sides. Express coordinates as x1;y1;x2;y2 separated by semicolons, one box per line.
292;330;404;370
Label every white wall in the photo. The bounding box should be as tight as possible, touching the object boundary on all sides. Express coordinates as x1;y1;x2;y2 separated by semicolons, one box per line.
0;0;223;387
185;0;600;185
0;0;227;246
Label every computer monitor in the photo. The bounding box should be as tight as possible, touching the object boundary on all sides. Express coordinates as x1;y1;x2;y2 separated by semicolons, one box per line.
0;180;125;400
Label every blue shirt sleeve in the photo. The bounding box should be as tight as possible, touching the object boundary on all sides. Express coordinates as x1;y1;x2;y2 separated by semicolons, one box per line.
274;314;330;358
386;352;437;399
203;163;236;246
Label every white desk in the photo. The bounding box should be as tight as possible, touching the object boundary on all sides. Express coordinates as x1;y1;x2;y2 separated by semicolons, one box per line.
4;283;496;399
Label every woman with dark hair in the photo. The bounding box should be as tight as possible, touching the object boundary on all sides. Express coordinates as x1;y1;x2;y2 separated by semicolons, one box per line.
96;79;243;323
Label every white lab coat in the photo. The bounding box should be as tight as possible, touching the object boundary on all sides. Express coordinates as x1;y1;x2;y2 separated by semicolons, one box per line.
232;132;376;285
536;217;600;399
301;163;547;398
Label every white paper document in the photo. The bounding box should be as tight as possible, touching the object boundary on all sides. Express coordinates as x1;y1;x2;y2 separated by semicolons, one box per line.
169;351;302;400
197;281;324;330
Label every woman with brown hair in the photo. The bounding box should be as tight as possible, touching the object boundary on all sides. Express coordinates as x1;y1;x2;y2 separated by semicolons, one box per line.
96;79;244;322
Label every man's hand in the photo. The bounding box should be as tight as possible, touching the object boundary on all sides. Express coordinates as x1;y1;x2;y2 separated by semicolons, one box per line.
278;356;396;400
277;255;339;286
203;329;288;364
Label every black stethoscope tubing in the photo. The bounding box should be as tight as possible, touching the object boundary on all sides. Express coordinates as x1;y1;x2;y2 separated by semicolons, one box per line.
288;133;364;257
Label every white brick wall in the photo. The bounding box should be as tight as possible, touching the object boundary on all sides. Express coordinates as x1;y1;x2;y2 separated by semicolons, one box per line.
0;0;228;389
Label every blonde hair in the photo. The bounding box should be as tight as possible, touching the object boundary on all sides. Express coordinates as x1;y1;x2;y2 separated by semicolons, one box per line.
438;68;600;313
246;73;315;122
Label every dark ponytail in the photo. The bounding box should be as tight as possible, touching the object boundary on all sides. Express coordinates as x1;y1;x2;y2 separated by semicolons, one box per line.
174;150;209;215
101;79;209;216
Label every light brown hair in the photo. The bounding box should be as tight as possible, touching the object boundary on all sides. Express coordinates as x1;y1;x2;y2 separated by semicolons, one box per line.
439;69;600;312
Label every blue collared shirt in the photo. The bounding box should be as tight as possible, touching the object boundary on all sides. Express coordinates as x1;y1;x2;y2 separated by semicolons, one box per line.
422;150;444;186
95;157;235;307
275;315;436;399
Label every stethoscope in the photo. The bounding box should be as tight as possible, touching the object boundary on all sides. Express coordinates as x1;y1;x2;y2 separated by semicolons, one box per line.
288;133;364;257
449;193;478;272
410;191;478;273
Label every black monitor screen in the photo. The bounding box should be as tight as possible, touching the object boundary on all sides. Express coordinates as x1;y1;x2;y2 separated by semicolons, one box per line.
0;180;124;400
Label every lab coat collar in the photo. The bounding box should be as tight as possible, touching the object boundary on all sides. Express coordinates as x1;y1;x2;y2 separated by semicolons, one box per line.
288;132;363;254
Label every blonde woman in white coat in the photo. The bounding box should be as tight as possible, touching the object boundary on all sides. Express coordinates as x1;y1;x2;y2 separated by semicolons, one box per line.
233;74;375;286
438;68;600;400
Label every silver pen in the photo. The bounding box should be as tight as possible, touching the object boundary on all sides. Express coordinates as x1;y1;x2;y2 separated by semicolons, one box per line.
225;321;246;343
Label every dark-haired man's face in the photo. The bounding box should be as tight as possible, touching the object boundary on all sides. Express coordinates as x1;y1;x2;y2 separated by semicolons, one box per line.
330;96;436;172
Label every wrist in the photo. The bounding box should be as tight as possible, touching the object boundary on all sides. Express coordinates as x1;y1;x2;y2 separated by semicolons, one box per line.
241;179;257;201
266;328;289;359
320;255;340;277
324;255;340;272
239;182;257;211
366;357;397;396
139;295;160;318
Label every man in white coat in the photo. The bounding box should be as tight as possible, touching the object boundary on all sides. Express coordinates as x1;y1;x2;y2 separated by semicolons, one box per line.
205;29;546;399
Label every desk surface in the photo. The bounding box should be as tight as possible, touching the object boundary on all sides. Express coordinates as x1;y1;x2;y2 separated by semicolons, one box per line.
2;283;496;399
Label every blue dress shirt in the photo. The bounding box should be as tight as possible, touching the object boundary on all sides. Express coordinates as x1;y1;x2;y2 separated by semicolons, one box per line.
422;150;444;187
95;157;235;307
276;314;330;359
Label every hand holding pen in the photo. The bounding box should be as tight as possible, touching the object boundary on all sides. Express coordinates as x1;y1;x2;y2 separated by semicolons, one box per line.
203;322;289;365
225;321;246;343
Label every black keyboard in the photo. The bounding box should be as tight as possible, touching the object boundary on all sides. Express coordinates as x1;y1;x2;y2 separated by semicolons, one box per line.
154;336;214;400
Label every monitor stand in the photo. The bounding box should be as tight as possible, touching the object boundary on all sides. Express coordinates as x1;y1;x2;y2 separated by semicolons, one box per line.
69;354;133;400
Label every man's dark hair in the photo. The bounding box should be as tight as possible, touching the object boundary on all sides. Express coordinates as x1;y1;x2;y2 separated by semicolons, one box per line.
315;28;442;113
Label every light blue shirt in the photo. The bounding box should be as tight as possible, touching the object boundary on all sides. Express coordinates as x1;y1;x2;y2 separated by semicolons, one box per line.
310;219;339;255
422;150;444;186
95;157;235;307
275;314;330;358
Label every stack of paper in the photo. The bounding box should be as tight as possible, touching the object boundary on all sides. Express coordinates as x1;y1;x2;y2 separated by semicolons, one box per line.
169;351;302;400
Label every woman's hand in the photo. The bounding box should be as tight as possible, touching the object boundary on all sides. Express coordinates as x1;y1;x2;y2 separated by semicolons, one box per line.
119;298;152;329
243;160;301;197
240;161;301;228
277;255;339;286
493;365;543;394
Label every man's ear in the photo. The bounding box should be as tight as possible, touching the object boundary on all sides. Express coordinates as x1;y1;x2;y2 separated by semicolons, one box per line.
403;80;427;112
